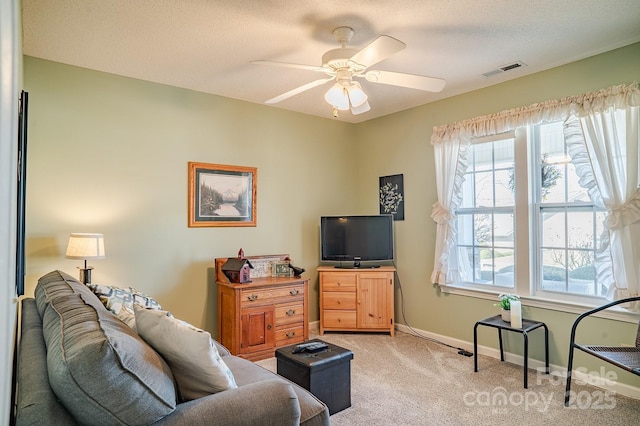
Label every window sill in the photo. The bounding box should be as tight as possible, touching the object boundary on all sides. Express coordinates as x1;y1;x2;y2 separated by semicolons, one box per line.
441;284;638;324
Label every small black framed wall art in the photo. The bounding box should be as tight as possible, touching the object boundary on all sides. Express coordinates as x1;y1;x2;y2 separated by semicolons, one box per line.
379;174;404;221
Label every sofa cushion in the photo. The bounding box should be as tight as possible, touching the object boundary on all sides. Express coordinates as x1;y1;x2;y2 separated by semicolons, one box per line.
34;270;177;425
134;305;237;401
224;356;330;425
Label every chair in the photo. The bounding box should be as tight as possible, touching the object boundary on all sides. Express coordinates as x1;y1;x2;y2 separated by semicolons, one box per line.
565;296;640;406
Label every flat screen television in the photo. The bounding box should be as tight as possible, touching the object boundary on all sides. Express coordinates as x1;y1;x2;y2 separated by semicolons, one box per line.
320;215;394;268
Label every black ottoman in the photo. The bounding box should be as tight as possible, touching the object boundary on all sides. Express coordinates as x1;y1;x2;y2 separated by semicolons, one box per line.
275;339;354;415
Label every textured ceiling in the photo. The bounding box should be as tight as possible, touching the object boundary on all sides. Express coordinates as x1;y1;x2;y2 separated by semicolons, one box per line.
21;0;640;123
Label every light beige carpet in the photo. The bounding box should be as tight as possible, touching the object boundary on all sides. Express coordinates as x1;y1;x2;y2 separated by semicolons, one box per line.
256;331;640;425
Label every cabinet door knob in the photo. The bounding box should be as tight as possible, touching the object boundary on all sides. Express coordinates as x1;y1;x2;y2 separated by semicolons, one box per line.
247;294;258;301
286;309;296;316
289;289;299;296
267;324;272;330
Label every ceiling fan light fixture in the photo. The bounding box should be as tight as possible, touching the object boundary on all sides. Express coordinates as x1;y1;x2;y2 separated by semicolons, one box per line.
347;82;368;108
351;100;371;115
324;83;350;110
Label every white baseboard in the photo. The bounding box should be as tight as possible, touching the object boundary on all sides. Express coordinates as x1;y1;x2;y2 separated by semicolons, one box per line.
394;323;640;400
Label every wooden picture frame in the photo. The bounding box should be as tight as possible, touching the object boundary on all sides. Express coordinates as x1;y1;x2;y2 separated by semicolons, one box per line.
188;162;257;227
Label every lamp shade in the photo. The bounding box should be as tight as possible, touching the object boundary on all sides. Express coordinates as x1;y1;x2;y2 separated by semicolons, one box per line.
65;233;105;259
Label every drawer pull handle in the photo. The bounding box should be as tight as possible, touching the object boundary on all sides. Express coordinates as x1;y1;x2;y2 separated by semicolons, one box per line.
286;332;296;338
286;309;296;316
247;294;258;301
289;289;299;296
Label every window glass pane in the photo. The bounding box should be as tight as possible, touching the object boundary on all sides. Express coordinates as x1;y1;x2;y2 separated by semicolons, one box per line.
540;248;567;292
567;211;594;249
541;210;566;248
540;160;565;202
457;214;473;246
494;213;514;248
473;143;493;171
566;163;590;202
493;138;515;169
459;246;474;282
479;248;493;283
494;169;514;207
567;250;596;295
460;176;474;208
474;214;492;246
494;249;514;287
475;171;493;207
539;121;564;157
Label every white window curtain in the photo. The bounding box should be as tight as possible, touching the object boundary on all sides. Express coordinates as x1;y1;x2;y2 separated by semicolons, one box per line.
430;130;470;285
564;88;640;300
430;83;640;294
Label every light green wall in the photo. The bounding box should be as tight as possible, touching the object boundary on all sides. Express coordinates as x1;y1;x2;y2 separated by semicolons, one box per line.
23;56;357;332
23;42;640;387
353;42;640;385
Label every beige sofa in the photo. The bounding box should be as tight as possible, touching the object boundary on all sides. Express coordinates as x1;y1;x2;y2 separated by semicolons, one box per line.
14;270;329;425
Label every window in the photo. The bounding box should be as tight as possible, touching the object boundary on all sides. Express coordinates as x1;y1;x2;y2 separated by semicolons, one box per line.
534;122;606;298
457;134;515;288
432;83;639;310
454;122;608;303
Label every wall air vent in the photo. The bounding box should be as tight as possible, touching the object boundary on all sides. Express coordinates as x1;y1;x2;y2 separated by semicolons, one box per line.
482;61;527;78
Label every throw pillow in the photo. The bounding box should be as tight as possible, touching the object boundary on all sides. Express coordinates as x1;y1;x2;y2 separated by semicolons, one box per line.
86;283;162;329
134;305;238;401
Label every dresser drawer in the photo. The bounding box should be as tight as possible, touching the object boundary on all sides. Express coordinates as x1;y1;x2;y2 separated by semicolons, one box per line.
321;273;356;292
323;310;356;329
275;303;304;326
241;284;304;307
323;292;356;310
275;324;305;345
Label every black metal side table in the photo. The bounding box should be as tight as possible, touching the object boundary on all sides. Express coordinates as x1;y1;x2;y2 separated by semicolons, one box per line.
473;315;549;388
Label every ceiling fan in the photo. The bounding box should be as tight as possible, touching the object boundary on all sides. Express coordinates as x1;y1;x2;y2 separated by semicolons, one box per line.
253;27;446;116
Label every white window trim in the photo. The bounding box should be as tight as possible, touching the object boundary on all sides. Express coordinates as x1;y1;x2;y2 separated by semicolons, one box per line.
441;284;638;324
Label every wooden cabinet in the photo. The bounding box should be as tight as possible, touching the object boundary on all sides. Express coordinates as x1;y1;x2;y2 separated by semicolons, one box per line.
318;266;395;336
217;277;309;361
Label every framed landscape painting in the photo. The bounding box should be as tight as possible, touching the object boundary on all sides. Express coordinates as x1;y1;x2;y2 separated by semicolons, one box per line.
188;162;257;227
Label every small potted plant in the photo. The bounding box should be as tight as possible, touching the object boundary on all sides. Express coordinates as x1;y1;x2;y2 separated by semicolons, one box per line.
495;293;520;322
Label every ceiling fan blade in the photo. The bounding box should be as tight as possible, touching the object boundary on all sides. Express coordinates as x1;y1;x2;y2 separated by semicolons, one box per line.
349;35;406;69
265;77;334;104
252;60;325;72
364;70;446;92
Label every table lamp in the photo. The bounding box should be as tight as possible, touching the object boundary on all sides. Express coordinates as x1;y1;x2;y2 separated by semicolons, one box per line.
65;233;105;284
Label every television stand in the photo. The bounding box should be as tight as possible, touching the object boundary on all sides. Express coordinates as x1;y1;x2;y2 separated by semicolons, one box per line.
318;265;396;336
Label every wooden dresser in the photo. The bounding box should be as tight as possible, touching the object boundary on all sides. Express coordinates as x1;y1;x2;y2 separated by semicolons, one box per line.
318;266;395;336
216;256;309;361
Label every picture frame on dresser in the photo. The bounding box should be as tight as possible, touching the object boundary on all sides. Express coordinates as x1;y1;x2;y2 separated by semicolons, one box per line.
188;162;257;227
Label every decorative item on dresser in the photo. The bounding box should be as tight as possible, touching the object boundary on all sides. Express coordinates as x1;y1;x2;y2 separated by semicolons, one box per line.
215;254;309;361
318;265;395;336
